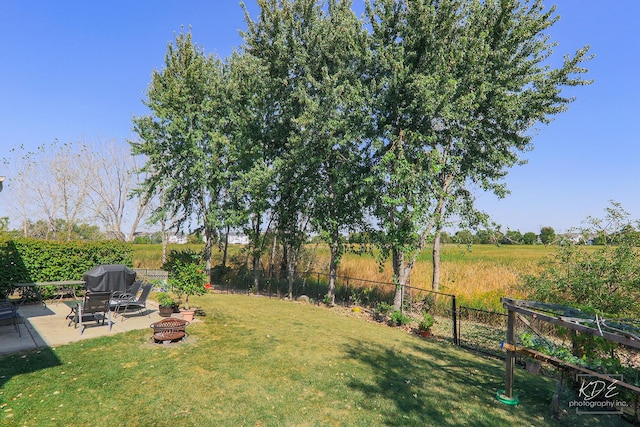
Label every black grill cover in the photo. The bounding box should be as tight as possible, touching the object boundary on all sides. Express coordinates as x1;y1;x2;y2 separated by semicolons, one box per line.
83;264;136;293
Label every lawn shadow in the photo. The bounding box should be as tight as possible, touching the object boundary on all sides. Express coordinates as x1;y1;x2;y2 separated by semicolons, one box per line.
342;337;629;426
0;304;63;398
0;344;62;403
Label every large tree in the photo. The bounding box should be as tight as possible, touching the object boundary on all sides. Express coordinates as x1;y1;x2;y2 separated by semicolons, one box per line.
3;140;151;241
86;140;150;241
5;141;92;241
301;0;373;304
241;0;322;297
131;31;231;279
242;0;374;301
364;0;591;306
225;50;276;290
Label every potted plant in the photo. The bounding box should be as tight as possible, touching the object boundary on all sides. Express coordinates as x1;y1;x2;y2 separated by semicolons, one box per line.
164;250;207;322
157;292;177;317
418;312;435;337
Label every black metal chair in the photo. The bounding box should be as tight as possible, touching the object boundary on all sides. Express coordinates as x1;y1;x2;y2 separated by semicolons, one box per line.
67;291;112;334
111;280;142;300
0;300;20;336
113;283;153;319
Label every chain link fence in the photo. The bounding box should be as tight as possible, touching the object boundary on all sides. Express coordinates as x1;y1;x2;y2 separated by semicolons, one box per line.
208;267;459;343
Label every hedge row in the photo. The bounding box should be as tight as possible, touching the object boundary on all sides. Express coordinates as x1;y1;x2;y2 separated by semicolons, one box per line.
0;238;133;298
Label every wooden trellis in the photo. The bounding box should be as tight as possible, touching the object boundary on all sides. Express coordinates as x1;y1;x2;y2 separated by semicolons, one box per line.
500;298;640;405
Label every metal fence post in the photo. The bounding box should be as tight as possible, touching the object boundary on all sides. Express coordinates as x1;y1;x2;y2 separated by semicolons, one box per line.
451;295;458;345
345;277;350;305
505;308;516;399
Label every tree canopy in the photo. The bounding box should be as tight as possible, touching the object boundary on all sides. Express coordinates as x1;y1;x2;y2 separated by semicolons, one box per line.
132;0;592;303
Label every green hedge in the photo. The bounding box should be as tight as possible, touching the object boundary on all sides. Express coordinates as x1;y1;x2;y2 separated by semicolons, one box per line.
0;238;133;298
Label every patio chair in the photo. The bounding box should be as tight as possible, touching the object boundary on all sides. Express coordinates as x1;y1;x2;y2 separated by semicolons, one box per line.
114;283;153;319
111;279;142;300
110;280;144;312
68;291;112;334
0;300;20;336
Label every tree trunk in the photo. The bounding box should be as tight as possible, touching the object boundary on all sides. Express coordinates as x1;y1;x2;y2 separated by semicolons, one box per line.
391;248;412;311
160;217;168;266
159;194;168;266
221;225;229;268
281;243;288;280
327;240;338;305
428;189;448;292
253;254;260;294
126;194;149;242
251;214;261;293
269;234;277;278
204;226;214;286
432;232;441;292
287;244;298;299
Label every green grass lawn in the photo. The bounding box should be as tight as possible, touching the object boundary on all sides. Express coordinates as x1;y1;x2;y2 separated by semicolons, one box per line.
0;294;630;426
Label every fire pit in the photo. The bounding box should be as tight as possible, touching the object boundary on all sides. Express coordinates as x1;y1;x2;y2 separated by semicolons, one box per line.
150;318;189;344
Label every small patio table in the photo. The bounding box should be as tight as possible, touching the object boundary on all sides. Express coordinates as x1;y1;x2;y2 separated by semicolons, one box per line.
12;281;85;308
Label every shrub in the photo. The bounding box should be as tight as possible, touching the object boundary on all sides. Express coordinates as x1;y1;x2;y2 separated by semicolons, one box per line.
388;310;411;326
157;292;177;308
0;237;132;298
418;313;435;331
164;249;206;310
374;301;393;321
523;202;640;318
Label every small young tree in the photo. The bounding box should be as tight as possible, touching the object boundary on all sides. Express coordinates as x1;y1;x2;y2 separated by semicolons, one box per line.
524;202;640;317
163;249;207;310
523;203;640;359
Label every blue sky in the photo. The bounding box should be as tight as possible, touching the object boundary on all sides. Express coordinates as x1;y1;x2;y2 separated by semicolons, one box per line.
0;1;638;234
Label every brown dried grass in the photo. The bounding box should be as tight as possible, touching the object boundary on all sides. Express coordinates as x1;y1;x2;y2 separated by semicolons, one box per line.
328;244;554;311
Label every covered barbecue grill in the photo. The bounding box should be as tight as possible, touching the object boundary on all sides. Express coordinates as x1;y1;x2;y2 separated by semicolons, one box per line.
83;264;137;293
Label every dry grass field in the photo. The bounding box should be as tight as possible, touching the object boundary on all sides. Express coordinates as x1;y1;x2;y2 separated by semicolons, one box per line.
310;244;555;311
134;243;556;311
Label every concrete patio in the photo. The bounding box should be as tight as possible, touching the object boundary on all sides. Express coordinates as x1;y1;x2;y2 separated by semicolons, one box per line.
0;298;166;356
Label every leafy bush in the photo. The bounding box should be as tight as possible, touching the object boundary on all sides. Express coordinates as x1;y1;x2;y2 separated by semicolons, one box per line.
388;310;411;326
0;237;132;298
522;202;640;317
421;293;435;313
373;301;393;321
157;292;177;308
164;249;206;310
418;313;435;331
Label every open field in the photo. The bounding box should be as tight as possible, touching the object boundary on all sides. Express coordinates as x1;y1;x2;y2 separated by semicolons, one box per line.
320;244;555;310
0;293;628;426
134;243;557;311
